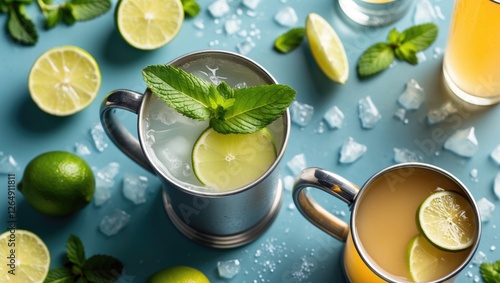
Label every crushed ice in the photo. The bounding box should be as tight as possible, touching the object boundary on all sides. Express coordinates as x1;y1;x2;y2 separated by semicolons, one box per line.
323;105;344;129
443;127;478;158
0;151;20;174
123;173;149;205
291;101;314;127
339;137;367;164
398;79;425;110
99;209;131;236
287;153;306;175
217;259;240;279
358;96;381;129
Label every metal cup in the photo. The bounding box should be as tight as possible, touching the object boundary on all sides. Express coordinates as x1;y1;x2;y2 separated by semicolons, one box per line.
100;50;290;248
292;162;481;282
338;0;414;26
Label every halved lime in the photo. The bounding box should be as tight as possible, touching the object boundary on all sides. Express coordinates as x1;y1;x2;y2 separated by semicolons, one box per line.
305;13;349;84
28;46;101;116
148;266;209;283
115;0;184;50
417;191;476;251
192;128;277;191
407;234;454;282
0;230;50;283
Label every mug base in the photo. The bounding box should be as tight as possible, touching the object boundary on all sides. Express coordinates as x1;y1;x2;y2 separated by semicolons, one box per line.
162;180;284;249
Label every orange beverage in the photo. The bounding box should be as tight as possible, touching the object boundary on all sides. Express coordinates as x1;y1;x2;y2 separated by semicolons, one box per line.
443;0;500;105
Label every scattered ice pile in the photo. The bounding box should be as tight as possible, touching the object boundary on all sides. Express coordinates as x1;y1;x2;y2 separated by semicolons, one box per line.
490;145;500;165
224;18;242;35
287;153;306;175
443;127;478;157
291;101;314;127
393;148;423;163
358;96;381;129
236;40;256;55
99;209;131;236
427;101;458;125
208;0;230;18
90;123;109;152
339;137;367;164
323;105;345;129
0;151;19;174
398;79;425;110
476;198;495;223
274;6;298;27
94;162;120;207
217;259;240;279
123;173;149;205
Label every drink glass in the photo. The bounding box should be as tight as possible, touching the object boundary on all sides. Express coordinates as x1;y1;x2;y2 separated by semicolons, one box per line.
100;50;290;248
443;0;500;105
338;0;414;26
292;163;481;282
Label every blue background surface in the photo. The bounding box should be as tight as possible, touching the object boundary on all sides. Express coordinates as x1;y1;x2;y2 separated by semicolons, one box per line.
1;0;499;282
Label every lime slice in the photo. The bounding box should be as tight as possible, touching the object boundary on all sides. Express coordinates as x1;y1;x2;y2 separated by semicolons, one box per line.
148;266;209;283
407;234;455;282
116;0;184;50
305;13;349;84
0;230;50;283
28;46;101;116
417;191;476;251
192;128;277;191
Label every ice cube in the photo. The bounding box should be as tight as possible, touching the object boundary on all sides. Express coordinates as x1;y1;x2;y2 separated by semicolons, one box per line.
0;152;19;174
243;0;261;10
413;0;437;25
193;18;205;30
323;105;344;129
339;137;367;164
99;209;131;236
490;145;500;165
123;173;149;205
90;123;108;152
473;251;487;265
208;0;230;18
393;148;423;163
398;79;425;110
358;96;381;129
274;6;298;27
443;127;478;158
433;47;444;59
393;108;407;122
283;175;294;191
225;18;241;35
236;40;255;55
217;259;240;279
74;142;92;156
291;101;314;127
94;186;112;207
476;198;495;223
95;162;120;189
427;101;458;124
494;172;500;199
287;153;306;176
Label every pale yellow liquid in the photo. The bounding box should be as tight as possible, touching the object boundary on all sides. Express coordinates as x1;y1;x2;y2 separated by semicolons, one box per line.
361;0;394;3
345;168;472;282
444;0;500;98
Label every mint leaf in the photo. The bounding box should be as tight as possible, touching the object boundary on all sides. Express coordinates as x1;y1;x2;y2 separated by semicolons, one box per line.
274;27;305;54
44;266;75;283
7;3;38;45
387;28;401;45
211;84;296;134
68;0;111;21
181;0;200;17
481;260;500;283
395;42;418;64
142;65;213;121
399;23;438;52
357;43;394;77
83;254;123;283
44;8;62;29
66;235;86;267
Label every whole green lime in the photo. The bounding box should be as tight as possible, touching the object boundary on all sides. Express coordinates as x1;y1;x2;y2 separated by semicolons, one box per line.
148;266;210;283
18;151;95;216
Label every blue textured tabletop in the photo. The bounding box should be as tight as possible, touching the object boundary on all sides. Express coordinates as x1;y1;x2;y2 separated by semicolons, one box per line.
1;0;499;282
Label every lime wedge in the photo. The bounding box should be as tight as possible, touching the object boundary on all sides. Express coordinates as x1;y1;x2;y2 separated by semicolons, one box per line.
115;0;184;50
28;46;101;116
192;128;277;191
305;13;349;84
407;234;455;282
417;191;476;251
0;230;50;283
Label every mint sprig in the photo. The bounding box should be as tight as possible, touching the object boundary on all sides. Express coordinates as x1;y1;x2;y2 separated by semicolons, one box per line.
274;27;306;54
142;64;296;135
181;0;200;17
357;23;438;77
44;235;124;283
480;260;500;283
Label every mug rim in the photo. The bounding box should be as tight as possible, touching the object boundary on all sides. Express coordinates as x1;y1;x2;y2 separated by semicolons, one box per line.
350;162;482;283
137;49;291;197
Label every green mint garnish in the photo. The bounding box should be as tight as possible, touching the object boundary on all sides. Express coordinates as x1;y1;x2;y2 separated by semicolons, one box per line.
142;64;296;135
0;0;111;45
181;0;200;17
480;260;500;283
357;23;438;77
274;27;306;53
44;235;124;283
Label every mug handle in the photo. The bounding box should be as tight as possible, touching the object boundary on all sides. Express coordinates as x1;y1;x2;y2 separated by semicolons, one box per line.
99;89;154;173
292;167;359;242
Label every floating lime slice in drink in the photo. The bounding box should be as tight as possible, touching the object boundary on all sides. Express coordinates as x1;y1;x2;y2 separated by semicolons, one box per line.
192;128;277;191
417;191;476;251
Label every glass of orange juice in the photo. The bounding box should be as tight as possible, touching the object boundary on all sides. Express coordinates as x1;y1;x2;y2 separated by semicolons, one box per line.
443;0;500;105
292;163;481;282
338;0;414;26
